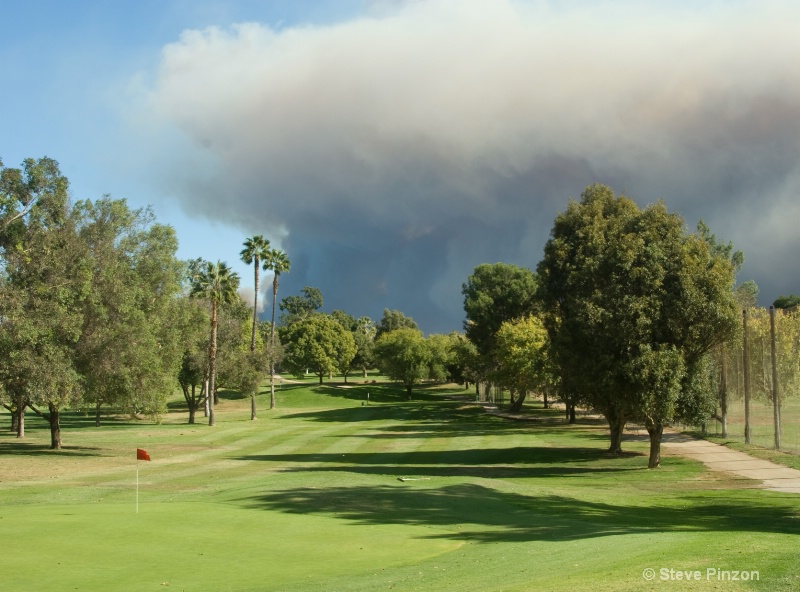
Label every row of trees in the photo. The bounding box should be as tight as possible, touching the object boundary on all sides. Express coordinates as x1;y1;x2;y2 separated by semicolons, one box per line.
0;159;777;466
461;185;747;468
1;158;186;447
0;158;294;445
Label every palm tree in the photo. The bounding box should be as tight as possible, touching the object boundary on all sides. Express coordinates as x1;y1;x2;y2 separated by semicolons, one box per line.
262;248;290;409
240;235;271;421
239;235;271;353
190;260;240;427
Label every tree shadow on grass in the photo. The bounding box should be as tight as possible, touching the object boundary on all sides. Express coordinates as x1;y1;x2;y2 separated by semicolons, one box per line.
235;445;643;480
0;440;103;456
279;401;615;443
241;482;800;543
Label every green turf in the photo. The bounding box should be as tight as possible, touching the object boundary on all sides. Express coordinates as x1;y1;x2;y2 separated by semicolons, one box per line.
2;381;799;591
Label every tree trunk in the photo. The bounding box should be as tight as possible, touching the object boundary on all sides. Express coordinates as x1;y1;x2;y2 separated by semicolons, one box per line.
251;261;259;353
719;343;728;438
646;422;663;468
250;394;257;421
568;404;576;424
269;362;276;410
269;277;278;410
604;406;626;454
509;390;527;413
188;395;196;424
95;400;102;428
542;391;549;409
209;302;218;427
48;404;62;450
7;404;19;434
405;384;413;400
15;405;25;438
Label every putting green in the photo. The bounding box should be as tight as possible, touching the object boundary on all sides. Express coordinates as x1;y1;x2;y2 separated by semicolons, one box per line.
1;501;460;591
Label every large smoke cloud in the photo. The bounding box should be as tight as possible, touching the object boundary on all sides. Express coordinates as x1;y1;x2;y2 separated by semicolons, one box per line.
143;0;800;332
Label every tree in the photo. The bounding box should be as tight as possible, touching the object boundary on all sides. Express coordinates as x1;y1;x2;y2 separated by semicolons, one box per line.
279;286;323;325
462;263;539;400
537;184;739;467
72;198;184;425
240;235;271;355
448;332;481;392
240;234;272;419
462;263;539;356
735;280;760;309
493;315;550;412
262;247;290;409
281;314;356;384
373;328;432;399
0;157;87;448
773;294;800;310
375;309;419;340
352;316;377;378
189;260;240;426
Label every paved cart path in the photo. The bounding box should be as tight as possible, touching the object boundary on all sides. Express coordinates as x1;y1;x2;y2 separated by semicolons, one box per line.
480;402;800;494
658;431;800;494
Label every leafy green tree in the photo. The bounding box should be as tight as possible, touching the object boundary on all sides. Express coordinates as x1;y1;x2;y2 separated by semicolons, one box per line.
375;309;419;340
448;332;481;392
425;333;454;383
735;280;760;309
189;260;240;426
279;286;323;325
538;184;739;466
773;294;800;310
281;314;356;384
262;247;290;408
240;235;271;355
0;158;87;448
493;315;549;412
73;198;184;425
373;328;432;399
462;263;539;400
352;316;377;378
462;263;539;357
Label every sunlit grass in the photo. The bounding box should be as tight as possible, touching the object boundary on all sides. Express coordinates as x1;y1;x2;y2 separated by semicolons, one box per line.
2;380;799;591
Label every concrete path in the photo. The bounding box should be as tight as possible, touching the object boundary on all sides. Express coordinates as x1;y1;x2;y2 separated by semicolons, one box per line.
479;402;800;494
657;431;800;494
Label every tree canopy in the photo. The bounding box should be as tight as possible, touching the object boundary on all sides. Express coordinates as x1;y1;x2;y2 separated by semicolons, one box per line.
537;184;740;467
281;314;356;384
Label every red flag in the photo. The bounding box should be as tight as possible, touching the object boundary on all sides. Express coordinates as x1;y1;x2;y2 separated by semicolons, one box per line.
137;448;151;461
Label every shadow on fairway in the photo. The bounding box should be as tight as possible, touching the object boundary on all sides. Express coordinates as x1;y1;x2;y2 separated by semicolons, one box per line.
242;483;800;543
279;401;612;442
0;440;102;456
235;445;640;480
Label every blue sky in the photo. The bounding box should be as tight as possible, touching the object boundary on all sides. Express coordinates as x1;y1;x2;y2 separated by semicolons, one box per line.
3;1;800;333
1;0;363;278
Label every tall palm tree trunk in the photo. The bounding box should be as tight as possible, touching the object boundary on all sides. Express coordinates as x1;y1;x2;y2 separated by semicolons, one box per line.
209;301;218;427
270;276;278;409
251;260;259;353
250;259;259;420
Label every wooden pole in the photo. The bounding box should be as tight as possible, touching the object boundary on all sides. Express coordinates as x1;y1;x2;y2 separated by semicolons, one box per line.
769;306;782;450
742;309;752;444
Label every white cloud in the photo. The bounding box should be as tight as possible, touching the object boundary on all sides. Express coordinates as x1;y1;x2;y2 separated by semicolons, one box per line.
137;0;800;329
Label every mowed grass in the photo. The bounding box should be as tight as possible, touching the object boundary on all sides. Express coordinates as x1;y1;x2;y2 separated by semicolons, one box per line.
2;378;799;591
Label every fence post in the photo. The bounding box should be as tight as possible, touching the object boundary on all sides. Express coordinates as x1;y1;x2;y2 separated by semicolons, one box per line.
742;309;751;444
770;306;782;450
